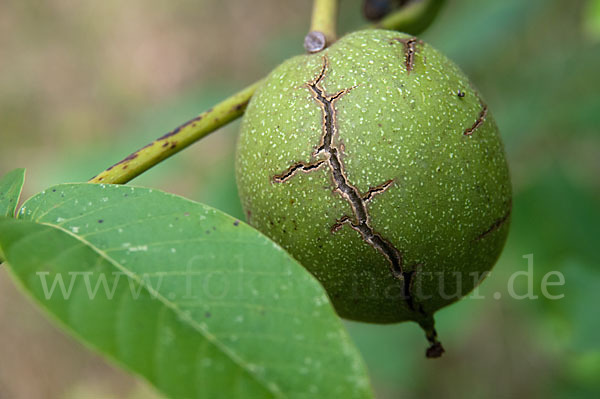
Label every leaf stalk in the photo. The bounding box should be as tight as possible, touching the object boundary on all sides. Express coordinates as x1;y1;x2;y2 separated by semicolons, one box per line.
89;81;262;185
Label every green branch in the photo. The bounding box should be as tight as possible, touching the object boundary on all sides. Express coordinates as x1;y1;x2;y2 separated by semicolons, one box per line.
375;0;446;35
89;81;261;185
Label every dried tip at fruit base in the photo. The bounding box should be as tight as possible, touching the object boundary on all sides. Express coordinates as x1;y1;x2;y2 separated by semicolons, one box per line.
419;316;445;358
426;341;445;359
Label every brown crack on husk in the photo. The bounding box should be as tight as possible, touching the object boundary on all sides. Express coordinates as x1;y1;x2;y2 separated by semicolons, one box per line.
363;179;394;202
464;100;488;136
272;160;326;183
272;56;443;357
475;203;512;241
391;37;422;74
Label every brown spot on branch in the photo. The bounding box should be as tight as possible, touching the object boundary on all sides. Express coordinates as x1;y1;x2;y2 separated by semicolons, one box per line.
106;152;139;171
158;114;204;141
233;98;250;112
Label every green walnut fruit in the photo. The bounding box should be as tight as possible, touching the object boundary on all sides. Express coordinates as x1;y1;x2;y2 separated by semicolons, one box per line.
235;29;511;356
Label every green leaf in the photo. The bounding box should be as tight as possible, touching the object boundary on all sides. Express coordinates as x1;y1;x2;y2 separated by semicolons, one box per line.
0;168;25;218
0;183;372;399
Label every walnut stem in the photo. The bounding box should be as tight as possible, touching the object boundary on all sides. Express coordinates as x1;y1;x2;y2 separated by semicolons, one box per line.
305;0;339;52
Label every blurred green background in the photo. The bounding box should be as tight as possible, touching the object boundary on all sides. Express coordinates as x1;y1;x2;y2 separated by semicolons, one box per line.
1;0;599;398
